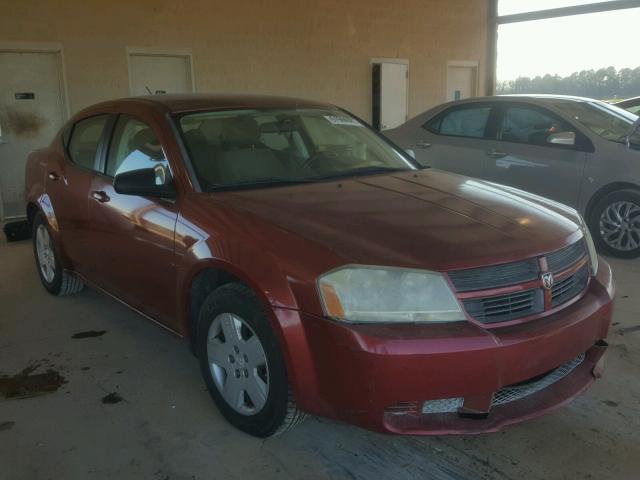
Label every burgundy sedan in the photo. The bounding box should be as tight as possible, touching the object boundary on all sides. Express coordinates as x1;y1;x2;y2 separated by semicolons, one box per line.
25;94;614;437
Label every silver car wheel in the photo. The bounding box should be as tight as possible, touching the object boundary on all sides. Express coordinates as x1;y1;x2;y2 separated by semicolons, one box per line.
206;313;269;415
35;224;56;283
600;200;640;252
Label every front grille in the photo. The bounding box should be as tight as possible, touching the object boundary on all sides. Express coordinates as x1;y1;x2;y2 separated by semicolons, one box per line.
462;289;544;324
547;241;586;273
491;353;585;406
450;239;588;325
448;258;539;292
552;265;589;307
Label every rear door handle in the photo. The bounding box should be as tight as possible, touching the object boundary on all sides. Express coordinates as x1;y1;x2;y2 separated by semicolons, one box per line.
90;190;110;203
486;149;507;159
48;171;60;181
416;140;432;149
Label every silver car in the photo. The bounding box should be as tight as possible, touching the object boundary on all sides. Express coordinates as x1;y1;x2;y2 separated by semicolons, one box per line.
385;95;640;258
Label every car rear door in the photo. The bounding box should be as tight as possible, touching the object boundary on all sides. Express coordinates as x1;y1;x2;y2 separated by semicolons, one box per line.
48;114;110;274
482;102;589;207
87;113;180;329
407;103;496;179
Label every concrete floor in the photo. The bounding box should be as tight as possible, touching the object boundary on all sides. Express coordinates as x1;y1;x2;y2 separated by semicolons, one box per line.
1;237;639;480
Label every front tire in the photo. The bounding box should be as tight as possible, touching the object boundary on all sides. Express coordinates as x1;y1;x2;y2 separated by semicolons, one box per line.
196;283;306;437
588;189;640;259
32;211;84;295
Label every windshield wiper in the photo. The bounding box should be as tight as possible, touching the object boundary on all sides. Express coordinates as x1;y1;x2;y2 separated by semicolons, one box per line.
208;177;313;191
310;166;413;182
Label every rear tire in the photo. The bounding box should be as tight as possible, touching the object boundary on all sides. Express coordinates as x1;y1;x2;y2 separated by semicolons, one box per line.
32;211;85;296
588;189;640;259
196;282;306;437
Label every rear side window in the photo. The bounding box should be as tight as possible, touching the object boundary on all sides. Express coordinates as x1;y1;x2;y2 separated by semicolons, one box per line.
106;115;168;177
426;107;491;139
498;106;574;146
67;115;109;170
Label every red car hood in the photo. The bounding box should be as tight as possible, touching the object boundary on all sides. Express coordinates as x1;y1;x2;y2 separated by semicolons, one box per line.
210;169;582;271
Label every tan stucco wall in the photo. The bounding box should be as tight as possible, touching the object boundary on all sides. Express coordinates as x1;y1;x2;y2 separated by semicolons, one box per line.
0;0;488;121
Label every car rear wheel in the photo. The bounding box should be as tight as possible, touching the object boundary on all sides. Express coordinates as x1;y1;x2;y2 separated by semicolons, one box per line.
196;282;306;437
32;211;85;295
589;189;640;259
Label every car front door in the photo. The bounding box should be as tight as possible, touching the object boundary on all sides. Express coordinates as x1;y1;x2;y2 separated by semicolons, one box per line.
87;113;179;329
408;103;496;179
483;103;590;207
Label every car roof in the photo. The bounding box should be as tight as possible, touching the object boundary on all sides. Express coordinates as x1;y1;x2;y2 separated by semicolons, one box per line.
87;93;335;115
442;94;600;106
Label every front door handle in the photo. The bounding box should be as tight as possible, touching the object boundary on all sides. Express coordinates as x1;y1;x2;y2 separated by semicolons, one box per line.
90;190;110;203
48;171;60;181
486;149;507;159
416;140;432;149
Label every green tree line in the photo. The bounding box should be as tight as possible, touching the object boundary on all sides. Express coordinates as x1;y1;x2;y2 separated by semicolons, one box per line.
497;66;640;99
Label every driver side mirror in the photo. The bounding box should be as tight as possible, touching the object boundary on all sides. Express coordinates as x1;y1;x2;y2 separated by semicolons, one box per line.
547;131;576;146
113;164;176;199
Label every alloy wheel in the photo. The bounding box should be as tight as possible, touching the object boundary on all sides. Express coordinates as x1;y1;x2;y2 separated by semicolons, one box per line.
35;224;56;283
599;200;640;252
206;313;269;415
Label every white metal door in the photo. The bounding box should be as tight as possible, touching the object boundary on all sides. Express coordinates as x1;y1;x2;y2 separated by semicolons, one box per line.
380;63;408;131
129;54;193;96
447;65;477;101
0;51;66;221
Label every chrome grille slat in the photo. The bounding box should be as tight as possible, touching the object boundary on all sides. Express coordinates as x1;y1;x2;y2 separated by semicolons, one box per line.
547;241;587;273
463;289;544;324
551;265;589;307
448;258;539;292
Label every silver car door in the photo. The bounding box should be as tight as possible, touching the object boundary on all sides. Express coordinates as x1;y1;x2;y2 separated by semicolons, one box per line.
483;103;588;208
388;103;495;179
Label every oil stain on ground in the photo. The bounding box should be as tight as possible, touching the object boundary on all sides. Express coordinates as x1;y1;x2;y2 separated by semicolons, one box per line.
0;421;15;431
0;363;67;400
72;330;107;339
102;392;124;404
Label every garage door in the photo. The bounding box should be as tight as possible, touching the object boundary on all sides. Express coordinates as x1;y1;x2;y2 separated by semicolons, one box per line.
0;51;67;221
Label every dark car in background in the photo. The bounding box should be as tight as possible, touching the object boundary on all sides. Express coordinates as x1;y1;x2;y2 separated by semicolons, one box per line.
385;95;640;258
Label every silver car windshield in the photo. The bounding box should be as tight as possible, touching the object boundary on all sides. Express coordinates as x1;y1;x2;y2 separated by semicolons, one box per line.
553;100;640;148
177;108;416;191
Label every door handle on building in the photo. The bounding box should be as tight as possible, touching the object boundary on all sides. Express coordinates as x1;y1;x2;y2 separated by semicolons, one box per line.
91;190;110;203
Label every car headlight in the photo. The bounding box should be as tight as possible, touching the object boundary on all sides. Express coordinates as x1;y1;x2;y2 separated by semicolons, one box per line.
579;215;599;276
317;266;466;323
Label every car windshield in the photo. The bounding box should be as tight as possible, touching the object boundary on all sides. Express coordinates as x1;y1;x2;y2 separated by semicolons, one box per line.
552;100;640;149
177;108;416;190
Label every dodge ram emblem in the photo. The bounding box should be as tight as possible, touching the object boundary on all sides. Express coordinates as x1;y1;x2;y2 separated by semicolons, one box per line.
542;272;554;290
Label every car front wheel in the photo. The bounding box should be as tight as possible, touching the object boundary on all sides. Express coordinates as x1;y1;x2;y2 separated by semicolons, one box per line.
589;189;640;259
196;282;306;437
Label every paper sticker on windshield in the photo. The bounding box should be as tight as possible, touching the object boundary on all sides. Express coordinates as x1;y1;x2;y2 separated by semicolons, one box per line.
324;115;363;127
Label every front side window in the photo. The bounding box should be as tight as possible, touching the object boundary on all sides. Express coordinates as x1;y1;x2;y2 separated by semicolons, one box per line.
178;108;415;190
498;106;574;146
552;100;640;149
425;106;491;139
106;116;169;177
67;115;109;170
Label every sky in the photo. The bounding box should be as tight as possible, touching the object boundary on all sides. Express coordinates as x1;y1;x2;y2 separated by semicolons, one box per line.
497;1;640;81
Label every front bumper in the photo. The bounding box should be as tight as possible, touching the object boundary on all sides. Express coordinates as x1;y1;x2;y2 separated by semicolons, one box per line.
278;259;614;434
